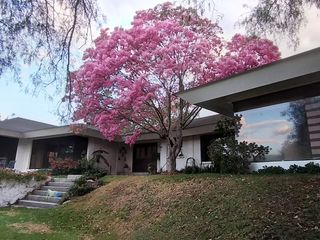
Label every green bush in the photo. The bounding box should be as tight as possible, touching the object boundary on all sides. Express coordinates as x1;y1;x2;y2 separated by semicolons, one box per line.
257;166;286;174
182;166;201;174
68;177;94;197
67;173;105;197
0;169;47;183
50;156;110;176
258;162;320;174
207;116;270;174
180;165;215;174
287;164;305;173
303;162;320;173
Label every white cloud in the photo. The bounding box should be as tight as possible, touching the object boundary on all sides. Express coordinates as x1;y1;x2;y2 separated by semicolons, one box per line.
243;119;289;129
274;124;291;136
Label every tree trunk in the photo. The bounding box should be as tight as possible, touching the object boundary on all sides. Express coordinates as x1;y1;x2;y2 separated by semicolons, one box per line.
168;140;177;172
166;129;183;173
166;75;184;173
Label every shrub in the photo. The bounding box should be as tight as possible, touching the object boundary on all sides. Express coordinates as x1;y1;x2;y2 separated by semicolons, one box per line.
207;116;270;174
0;169;47;182
67;174;104;197
49;154;111;176
183;166;201;174
258;162;320;174
257;166;286;174
303;162;320;174
68;177;93;197
49;157;79;175
287;164;305;173
180;165;215;174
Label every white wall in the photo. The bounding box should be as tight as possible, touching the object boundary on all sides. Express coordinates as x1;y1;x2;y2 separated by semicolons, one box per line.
176;136;201;171
158;136;201;172
249;159;320;172
14;139;33;172
159;140;167;172
116;144;132;174
0;179;46;207
87;137;119;175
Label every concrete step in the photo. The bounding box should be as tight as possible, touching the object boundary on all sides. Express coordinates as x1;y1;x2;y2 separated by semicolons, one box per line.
67;175;82;181
18;200;58;209
41;186;70;192
33;190;67;197
26;195;62;203
47;181;73;187
52;177;74;183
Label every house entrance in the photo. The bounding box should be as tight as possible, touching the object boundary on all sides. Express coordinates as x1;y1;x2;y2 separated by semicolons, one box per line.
132;143;157;172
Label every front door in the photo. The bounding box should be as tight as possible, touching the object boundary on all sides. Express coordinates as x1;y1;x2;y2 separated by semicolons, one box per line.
133;143;157;172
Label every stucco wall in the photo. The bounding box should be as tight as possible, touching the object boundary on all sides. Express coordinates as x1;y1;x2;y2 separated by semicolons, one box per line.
115;144;133;174
0;179;45;207
176;136;201;171
14;139;33;172
158;136;201;172
87;137;119;175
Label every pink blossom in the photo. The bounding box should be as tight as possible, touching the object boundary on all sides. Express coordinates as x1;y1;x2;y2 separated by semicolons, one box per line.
70;3;281;144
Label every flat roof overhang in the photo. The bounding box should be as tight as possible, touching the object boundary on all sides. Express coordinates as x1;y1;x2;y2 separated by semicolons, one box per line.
0;128;22;138
17;125;106;140
178;47;320;116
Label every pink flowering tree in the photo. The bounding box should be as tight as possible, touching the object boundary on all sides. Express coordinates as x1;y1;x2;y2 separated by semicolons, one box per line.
70;3;280;172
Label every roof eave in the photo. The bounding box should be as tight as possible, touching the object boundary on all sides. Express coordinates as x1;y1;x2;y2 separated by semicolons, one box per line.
178;47;320;114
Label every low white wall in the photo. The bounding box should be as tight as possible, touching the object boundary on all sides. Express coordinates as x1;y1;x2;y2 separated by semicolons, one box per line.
249;159;320;172
0;179;45;207
14;139;33;172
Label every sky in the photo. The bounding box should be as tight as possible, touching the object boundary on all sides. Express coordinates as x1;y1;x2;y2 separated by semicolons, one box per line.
0;0;320;125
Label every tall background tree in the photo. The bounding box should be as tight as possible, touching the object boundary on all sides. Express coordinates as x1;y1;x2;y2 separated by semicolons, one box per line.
0;0;101;94
184;0;320;47
70;3;280;171
280;100;312;159
241;0;320;47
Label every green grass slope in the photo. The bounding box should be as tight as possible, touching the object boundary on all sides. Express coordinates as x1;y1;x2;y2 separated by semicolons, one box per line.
1;174;320;240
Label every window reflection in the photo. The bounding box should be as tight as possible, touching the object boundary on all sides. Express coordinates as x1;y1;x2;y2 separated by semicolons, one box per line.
237;96;320;161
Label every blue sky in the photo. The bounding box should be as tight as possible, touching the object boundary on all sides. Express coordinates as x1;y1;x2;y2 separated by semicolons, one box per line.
0;0;320;125
238;102;292;157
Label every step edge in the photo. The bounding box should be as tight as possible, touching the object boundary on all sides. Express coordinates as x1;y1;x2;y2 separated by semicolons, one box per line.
18;200;58;205
27;195;62;200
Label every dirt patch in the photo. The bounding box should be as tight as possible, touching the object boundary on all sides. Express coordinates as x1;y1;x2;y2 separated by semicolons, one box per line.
8;222;53;234
0;210;18;217
79;234;94;240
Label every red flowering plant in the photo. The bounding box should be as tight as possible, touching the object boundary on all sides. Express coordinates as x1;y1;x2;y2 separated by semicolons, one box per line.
49;154;79;175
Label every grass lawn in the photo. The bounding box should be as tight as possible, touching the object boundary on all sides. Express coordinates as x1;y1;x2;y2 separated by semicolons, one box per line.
0;207;94;240
0;174;320;239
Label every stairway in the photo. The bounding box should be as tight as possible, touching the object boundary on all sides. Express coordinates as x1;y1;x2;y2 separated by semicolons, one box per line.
16;176;77;209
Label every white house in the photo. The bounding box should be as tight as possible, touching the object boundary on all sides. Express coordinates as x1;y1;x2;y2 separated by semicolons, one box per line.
3;48;320;174
0;116;221;173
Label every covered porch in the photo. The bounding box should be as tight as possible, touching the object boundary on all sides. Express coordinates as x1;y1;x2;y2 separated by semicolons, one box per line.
178;47;320;169
0;136;19;168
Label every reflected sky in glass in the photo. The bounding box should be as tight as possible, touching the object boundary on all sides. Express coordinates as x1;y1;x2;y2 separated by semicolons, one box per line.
237;102;293;160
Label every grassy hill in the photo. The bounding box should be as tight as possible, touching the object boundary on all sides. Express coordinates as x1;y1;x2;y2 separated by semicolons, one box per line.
1;174;320;239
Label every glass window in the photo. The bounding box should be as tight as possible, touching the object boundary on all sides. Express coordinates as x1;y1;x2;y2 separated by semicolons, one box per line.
237;96;320;161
